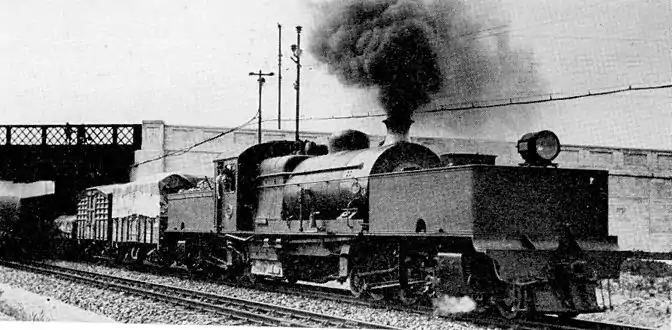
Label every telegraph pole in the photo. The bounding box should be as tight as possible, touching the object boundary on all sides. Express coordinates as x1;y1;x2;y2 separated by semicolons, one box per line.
277;23;283;130
291;26;303;142
249;70;275;144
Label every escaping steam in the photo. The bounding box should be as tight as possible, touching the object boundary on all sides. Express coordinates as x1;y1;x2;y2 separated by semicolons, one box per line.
307;0;545;139
433;295;477;315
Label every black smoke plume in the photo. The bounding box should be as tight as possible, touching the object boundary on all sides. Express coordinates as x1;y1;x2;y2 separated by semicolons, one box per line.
308;0;545;139
308;0;444;122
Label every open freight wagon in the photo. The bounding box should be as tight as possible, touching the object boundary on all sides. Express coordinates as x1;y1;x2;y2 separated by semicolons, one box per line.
74;173;206;261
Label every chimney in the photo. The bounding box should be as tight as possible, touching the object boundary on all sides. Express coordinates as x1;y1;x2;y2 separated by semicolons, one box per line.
382;116;413;146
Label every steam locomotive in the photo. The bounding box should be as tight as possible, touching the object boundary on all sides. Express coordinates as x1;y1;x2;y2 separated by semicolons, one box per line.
68;118;630;319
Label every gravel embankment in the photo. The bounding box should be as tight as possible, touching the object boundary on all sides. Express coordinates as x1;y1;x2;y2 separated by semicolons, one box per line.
0;266;253;326
42;260;485;329
579;274;671;329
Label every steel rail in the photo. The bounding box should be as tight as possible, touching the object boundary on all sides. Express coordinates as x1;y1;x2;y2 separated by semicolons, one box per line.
0;260;400;329
15;259;658;330
271;282;658;330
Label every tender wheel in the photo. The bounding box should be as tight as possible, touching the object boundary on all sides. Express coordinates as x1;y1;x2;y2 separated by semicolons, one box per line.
397;288;422;306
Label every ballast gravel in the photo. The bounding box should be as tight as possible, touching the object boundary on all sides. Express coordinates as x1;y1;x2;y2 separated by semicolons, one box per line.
0;265;256;326
26;260;486;329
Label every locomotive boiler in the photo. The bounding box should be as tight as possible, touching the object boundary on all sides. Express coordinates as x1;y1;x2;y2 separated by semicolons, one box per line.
158;117;631;319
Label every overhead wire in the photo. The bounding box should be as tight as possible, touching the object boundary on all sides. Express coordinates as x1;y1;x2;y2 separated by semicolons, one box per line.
260;82;672;123
511;34;667;43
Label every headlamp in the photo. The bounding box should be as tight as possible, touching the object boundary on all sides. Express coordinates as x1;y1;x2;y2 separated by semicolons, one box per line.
517;130;561;166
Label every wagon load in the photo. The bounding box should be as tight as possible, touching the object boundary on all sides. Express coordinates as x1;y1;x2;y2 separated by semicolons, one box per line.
178;177;214;193
110;173;201;245
54;215;76;239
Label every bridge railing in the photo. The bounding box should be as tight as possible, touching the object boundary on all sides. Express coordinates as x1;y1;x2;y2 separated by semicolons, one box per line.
0;124;142;147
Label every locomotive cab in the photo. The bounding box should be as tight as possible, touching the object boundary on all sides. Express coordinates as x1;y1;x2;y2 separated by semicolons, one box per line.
215;140;310;233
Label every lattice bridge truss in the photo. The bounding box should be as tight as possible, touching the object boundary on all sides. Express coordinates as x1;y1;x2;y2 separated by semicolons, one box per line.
0;124;141;147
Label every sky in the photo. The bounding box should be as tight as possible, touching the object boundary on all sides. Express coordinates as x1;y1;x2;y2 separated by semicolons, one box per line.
0;0;670;149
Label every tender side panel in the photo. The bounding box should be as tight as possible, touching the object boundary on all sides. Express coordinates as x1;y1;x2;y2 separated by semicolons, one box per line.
472;166;609;241
368;168;474;235
166;190;216;233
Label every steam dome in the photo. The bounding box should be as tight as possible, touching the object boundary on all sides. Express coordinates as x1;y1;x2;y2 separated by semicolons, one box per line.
328;130;370;153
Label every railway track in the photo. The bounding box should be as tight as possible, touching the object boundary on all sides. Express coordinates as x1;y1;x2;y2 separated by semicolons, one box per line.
6;259;659;330
0;260;401;329
269;282;658;330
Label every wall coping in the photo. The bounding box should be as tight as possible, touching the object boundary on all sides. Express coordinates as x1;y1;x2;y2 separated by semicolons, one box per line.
143;120;672;155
